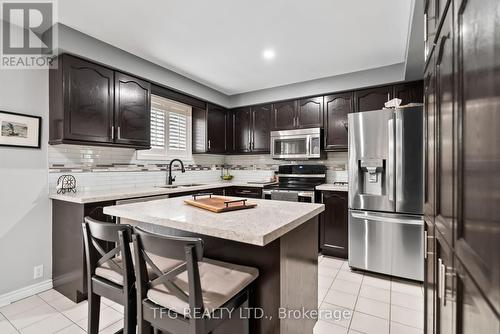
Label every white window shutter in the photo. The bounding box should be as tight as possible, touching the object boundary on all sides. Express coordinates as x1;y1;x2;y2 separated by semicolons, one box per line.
137;95;192;161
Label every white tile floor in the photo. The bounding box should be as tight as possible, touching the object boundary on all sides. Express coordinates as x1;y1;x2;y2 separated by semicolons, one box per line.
0;255;423;334
315;255;424;334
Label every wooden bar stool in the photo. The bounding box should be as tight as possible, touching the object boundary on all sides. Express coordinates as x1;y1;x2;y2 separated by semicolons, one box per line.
132;227;259;334
82;217;136;334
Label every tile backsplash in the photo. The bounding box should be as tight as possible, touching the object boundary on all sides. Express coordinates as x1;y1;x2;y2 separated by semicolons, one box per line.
48;144;348;191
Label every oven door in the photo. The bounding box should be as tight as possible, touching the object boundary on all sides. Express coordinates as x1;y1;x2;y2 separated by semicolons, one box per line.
270;190;314;202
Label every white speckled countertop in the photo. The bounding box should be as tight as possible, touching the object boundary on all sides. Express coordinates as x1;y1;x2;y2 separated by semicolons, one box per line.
103;196;324;246
316;183;348;192
49;182;275;204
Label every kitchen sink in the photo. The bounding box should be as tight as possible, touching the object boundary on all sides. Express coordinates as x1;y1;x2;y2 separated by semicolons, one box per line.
156;183;206;189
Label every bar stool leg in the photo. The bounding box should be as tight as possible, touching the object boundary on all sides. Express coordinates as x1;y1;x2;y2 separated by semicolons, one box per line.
88;292;101;334
124;293;137;334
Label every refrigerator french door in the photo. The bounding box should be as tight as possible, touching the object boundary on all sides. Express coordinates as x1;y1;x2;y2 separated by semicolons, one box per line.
348;106;424;281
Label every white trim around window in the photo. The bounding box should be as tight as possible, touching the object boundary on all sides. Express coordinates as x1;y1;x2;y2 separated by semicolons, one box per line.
136;95;192;161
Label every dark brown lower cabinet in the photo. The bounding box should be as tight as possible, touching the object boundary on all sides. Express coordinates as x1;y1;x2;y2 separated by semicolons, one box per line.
435;230;455;334
455;257;500;334
52;200;115;303
319;191;348;258
424;219;436;334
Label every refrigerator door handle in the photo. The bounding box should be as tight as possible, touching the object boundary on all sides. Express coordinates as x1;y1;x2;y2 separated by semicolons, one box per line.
350;212;423;225
387;118;395;202
396;113;404;204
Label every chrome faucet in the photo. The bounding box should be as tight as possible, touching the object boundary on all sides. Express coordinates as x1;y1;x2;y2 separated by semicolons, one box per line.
167;159;185;185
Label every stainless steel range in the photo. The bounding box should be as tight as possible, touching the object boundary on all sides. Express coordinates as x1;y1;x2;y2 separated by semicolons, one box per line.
263;164;326;202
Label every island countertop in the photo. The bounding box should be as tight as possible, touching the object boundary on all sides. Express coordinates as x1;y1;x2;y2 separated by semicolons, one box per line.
103;196;324;246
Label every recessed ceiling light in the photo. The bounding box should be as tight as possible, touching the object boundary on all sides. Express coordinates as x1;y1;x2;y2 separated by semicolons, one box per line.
262;48;276;60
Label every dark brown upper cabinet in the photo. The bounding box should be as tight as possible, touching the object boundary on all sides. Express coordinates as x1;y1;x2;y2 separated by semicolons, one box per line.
251;103;272;153
354;85;393;112
320;191;348;259
192;105;208;154
49;54;151;149
272;100;297;130
272;98;323;131
233;107;252;153
394;81;424;105
455;0;500;313
324;92;353;151
231;104;272;154
425;0;437;61
206;103;228;154
50;55;114;144
297;97;323;128
434;7;454;247
114;72;151;147
424;57;436;222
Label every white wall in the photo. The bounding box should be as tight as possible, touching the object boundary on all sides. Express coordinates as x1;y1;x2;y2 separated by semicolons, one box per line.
0;69;51;295
228;63;406;107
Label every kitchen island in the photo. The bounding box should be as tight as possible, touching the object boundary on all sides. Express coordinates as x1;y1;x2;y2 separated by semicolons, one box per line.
104;196;324;334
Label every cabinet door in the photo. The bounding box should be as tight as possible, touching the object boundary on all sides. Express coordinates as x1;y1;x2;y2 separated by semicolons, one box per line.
320;191;348;258
251;104;272;153
297;97;323;128
434;8;455;246
192;106;207;153
114;72;151;147
272;100;297;130
233;107;252;153
424;55;437;221
394;81;424;105
435;231;455;334
206;104;227;153
324;93;353;151
424;219;436;334
455;257;499;334
225;110;235;154
63;55;114;143
354;86;393;112
425;0;437;60
455;0;500;313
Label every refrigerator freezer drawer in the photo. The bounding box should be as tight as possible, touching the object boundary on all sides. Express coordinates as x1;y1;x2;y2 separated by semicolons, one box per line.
348;210;424;281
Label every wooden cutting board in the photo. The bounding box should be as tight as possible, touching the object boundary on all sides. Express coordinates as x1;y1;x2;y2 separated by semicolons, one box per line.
184;195;257;213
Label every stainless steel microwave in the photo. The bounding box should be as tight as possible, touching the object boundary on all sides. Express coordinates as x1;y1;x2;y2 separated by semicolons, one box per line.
270;128;321;159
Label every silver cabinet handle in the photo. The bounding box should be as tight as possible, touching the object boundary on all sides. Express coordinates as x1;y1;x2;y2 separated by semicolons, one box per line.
117;126;121;139
208;140;211;150
424;230;428;259
111;126;115;140
438;258;444;303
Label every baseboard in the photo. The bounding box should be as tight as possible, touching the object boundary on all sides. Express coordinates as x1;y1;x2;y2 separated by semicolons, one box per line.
0;279;53;307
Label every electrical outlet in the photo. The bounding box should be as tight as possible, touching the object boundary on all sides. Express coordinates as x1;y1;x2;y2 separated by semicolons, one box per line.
34;265;43;279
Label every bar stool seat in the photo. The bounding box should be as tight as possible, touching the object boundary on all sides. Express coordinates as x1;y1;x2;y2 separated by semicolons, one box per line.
96;246;183;285
147;258;258;316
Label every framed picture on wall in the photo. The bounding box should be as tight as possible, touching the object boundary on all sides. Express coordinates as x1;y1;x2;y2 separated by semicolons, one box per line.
0;111;41;148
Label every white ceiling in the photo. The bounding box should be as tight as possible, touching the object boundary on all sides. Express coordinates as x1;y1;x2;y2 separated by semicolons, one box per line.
58;0;414;95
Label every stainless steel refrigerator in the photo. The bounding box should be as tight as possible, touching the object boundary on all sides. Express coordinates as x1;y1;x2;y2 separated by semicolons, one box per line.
348;106;424;281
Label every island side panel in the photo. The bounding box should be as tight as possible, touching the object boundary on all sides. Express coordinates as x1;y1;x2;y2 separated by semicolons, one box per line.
280;216;319;334
137;222;282;334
